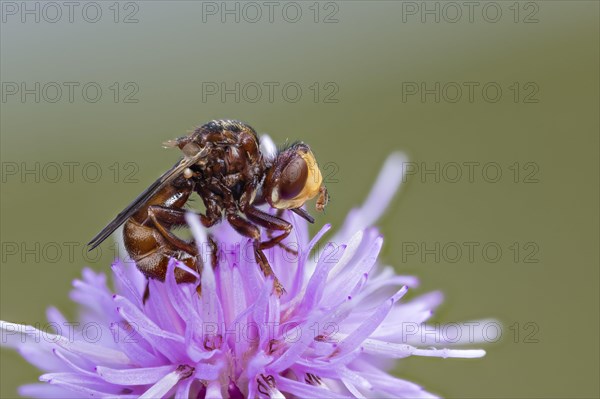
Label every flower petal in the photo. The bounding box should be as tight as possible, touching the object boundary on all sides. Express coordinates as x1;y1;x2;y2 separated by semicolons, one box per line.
334;152;408;242
361;339;486;359
18;383;82;399
186;212;223;326
139;365;194;399
333;287;408;358
96;364;176;385
275;376;350;399
205;380;224;399
297;242;343;315
111;260;144;307
174;377;194;399
287;222;332;301
52;349;97;376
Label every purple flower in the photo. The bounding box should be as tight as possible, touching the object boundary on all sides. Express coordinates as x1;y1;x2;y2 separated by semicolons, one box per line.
1;150;490;398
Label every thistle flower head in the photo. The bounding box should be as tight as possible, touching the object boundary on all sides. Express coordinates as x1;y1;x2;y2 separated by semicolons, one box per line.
1;149;489;398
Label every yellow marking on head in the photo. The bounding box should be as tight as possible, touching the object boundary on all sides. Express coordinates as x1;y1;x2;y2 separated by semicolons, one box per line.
272;149;323;209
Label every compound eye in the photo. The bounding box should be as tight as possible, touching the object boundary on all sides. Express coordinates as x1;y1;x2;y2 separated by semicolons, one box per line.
265;144;323;210
279;156;308;200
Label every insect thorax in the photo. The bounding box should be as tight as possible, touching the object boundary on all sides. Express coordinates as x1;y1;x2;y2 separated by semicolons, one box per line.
192;120;265;199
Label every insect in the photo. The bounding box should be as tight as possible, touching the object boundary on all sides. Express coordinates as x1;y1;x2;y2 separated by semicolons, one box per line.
88;120;328;296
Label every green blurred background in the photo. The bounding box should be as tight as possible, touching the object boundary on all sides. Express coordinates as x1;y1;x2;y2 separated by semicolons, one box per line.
1;1;598;398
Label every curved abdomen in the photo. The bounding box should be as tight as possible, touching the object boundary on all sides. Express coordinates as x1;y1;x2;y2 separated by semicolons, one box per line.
123;176;197;283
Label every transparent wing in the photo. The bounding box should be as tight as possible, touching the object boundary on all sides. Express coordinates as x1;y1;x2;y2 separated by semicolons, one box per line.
87;151;206;250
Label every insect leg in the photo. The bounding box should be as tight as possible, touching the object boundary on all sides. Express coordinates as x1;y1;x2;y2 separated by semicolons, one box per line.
263;209;299;255
146;206;219;275
316;185;329;211
244;206;294;252
290;207;315;224
265;209;284;239
143;279;150;304
207;235;218;270
148;205;220;242
147;206;199;256
227;213;284;296
196;186;225;221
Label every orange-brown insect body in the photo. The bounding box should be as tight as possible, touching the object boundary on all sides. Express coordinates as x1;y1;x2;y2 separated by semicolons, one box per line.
123;176;197;283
